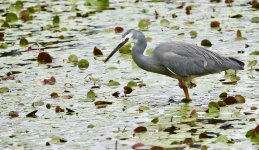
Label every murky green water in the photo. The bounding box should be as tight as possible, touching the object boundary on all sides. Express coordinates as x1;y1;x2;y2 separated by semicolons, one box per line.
0;0;259;149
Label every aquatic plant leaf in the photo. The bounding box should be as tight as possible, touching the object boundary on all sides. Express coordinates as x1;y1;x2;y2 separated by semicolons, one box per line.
5;13;18;22
78;59;89;70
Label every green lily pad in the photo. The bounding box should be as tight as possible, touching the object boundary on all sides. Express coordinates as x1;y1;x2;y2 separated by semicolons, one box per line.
78;59;89;70
6;13;18;23
19;37;29;47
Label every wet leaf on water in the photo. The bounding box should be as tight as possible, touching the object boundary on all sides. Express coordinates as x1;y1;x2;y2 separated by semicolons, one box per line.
172;13;177;18
53;15;60;27
46;103;51;109
251;17;259;23
119;43;131;54
43;76;56;85
85;0;109;11
127;81;137;87
46;142;50;146
0;43;8;49
219;124;233;130
163;125;179;134
185;6;192;15
12;1;24;11
250;50;259;55
87;124;95;128
201;39;212;47
246;125;259;143
219;92;228;100
123;86;133;94
217;101;226;107
55;106;64;113
94;101;112;106
20;10;32;22
0;32;4;41
51;135;67;143
210;21;220;28
78;59;89;70
199;132;216;139
224;96;237;105
151;117;159;124
112;91;120;98
5;13;18;23
235;30;247;40
150;146;165;150
114;26;124;33
252;2;259;8
134;126;147;133
50;92;59;98
93;46;103;56
251;106;257;110
33;101;44;106
230;14;243;18
131;143;145;149
235;95;245;103
62;95;73;99
0;87;9;93
87;90;96;99
183;138;193;145
208;102;220;113
68;54;78;64
107;80;120;86
155;10;159;19
1;22;10;28
66;108;75;115
138;19;151;31
138;105;149;112
160;18;170;27
26;110;38;118
9;111;19;118
37;52;52;64
197;118;227;124
215;135;231;143
190;31;197;39
19;37;29;47
247;60;257;69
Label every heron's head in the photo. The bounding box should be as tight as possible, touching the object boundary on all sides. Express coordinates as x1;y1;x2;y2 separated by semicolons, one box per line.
104;29;145;63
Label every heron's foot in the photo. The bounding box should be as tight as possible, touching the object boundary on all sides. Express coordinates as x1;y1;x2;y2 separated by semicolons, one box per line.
181;98;192;103
190;82;196;89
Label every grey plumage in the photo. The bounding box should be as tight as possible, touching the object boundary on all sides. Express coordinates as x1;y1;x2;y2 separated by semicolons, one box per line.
105;29;244;100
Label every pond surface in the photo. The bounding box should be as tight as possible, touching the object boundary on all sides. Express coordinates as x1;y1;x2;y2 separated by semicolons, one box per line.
0;0;259;149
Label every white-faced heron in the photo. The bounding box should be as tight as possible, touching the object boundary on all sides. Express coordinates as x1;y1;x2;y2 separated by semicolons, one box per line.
104;29;244;100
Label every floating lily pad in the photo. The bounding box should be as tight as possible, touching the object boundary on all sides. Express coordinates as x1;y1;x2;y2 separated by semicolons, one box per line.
201;39;212;47
37;52;52;64
107;80;120;86
53;15;60;27
68;54;78;64
78;59;89;70
160;18;170;27
19;37;29;47
119;43;131;54
138;19;151;31
251;17;259;23
190;30;197;39
5;13;18;23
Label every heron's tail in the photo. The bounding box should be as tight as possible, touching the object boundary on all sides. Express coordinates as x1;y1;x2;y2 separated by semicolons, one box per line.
227;57;245;70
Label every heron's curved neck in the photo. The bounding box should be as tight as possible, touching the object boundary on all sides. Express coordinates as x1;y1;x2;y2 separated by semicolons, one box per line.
132;39;157;72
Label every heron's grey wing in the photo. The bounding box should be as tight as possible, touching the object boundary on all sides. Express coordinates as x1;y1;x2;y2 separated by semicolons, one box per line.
154;42;229;77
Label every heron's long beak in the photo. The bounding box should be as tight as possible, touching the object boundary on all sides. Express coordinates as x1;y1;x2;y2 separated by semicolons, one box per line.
104;38;129;63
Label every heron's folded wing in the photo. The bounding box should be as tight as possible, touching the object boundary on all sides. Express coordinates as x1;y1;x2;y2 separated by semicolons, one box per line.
162;53;221;77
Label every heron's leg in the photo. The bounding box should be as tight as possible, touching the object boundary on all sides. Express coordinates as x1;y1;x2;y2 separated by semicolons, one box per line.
178;80;191;100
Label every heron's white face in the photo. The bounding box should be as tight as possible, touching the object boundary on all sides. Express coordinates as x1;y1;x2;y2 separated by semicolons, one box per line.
122;32;139;47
